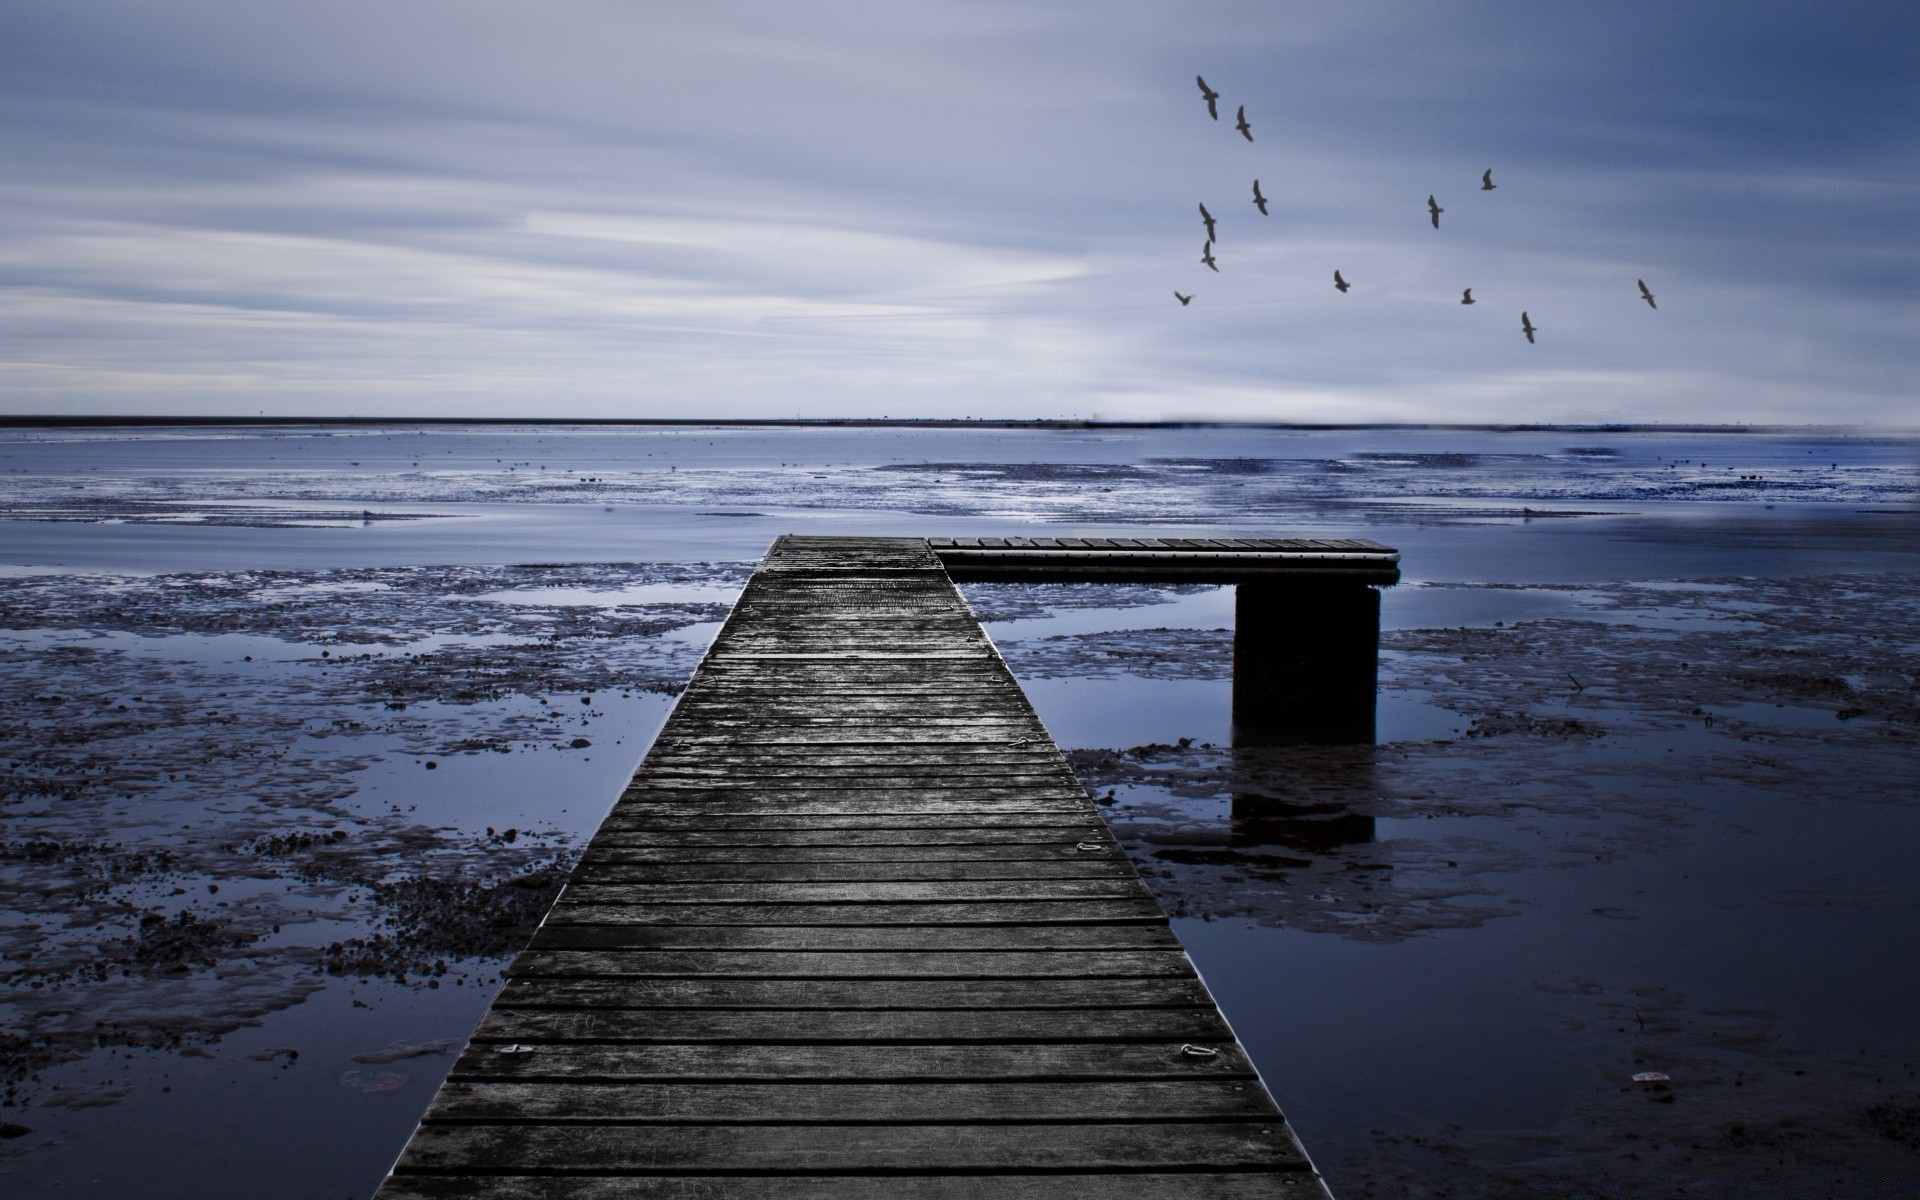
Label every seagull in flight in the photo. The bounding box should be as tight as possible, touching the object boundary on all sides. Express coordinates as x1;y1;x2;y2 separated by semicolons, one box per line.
1333;270;1350;293
1427;195;1443;229
1201;243;1218;272
1461;288;1475;305
1198;202;1217;242
1521;311;1537;344
1252;180;1268;215
1196;76;1220;120
1481;169;1496;191
1235;105;1253;142
1174;291;1193;306
1638;279;1657;309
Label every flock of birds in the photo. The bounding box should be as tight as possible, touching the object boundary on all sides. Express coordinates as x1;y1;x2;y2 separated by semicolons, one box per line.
1180;75;1660;345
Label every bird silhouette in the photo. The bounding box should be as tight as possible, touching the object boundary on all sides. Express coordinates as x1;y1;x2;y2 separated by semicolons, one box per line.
1334;270;1350;293
1461;288;1475;305
1235;106;1253;142
1521;311;1537;343
1252;180;1268;215
1196;76;1220;120
1428;195;1443;229
1201;243;1218;272
1481;169;1496;191
1175;291;1193;306
1638;279;1657;309
1198;202;1217;242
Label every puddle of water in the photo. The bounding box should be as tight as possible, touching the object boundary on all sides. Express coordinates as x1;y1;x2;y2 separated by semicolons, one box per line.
1;977;491;1200
336;692;677;837
469;581;744;607
1023;676;1230;750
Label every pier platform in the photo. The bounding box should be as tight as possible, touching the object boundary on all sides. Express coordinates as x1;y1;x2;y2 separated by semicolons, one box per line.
376;535;1343;1197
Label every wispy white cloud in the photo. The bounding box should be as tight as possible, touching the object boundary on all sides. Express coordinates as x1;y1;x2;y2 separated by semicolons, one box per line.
0;1;1913;422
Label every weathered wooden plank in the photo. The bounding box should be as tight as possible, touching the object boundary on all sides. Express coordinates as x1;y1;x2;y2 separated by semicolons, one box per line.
505;949;1195;980
643;747;1064;765
583;821;1113;840
418;1078;1270;1122
552;880;1149;905
528;924;1176;952
589;815;1111;836
577;843;1110;864
393;1121;1305;1174
446;1042;1257;1083
380;1173;1326;1199
565;861;1128;885
600;798;1097;818
630;762;1082;780
541;900;1166;926
472;1006;1229;1045
491;976;1216;1011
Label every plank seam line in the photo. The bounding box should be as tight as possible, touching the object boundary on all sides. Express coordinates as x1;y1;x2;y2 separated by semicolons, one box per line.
389;1165;1311;1178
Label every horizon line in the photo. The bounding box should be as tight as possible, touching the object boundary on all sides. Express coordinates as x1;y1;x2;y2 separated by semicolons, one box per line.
0;415;1905;435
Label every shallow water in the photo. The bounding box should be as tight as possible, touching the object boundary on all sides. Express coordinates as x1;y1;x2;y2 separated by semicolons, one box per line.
2;423;1916;1198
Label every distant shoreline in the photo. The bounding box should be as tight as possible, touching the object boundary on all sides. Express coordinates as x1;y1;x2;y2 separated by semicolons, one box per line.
0;415;1895;435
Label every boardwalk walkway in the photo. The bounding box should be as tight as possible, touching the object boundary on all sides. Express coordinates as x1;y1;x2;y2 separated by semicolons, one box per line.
378;535;1329;1198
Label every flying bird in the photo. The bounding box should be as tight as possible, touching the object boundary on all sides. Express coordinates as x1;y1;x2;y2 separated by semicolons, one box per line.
1174;291;1193;306
1638;279;1657;309
1201;243;1218;272
1461;288;1475;305
1196;76;1220;120
1333;270;1350;293
1521;311;1537;344
1481;169;1496;191
1252;180;1268;215
1427;195;1443;229
1235;105;1253;142
1198;202;1217;242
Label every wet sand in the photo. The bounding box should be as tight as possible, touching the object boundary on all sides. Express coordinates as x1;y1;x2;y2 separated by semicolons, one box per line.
2;423;1916;1197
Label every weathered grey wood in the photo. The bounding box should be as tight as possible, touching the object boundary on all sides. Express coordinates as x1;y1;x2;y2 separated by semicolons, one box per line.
543;901;1166;926
381;1173;1327;1199
567;860;1131;884
931;534;1398;585
473;1006;1229;1045
447;1041;1256;1083
393;1121;1307;1173
419;1078;1261;1122
579;843;1113;863
506;949;1197;980
374;535;1328;1199
491;977;1218;1011
553;879;1152;905
590;815;1112;836
529;922;1174;951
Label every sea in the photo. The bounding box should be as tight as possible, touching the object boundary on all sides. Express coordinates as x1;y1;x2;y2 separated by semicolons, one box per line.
1;422;1916;1198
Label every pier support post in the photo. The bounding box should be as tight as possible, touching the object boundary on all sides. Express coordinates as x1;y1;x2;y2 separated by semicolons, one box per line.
1232;581;1381;746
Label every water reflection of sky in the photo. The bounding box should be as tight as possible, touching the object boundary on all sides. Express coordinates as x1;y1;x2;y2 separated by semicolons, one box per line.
2;424;1916;1198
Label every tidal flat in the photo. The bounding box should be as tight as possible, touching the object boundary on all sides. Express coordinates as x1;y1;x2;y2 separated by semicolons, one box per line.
1;423;1916;1198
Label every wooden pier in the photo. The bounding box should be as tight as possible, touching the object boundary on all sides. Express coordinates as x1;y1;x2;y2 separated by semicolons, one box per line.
930;536;1400;746
377;535;1336;1198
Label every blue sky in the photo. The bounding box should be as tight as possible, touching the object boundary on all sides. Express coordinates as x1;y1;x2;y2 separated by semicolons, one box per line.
0;1;1914;423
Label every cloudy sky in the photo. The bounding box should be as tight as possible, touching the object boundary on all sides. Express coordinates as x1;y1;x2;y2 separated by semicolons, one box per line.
1;1;1914;423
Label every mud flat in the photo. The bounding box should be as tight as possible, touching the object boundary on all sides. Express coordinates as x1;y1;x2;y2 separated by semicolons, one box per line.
2;421;1916;1197
977;568;1920;1197
0;560;744;1193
